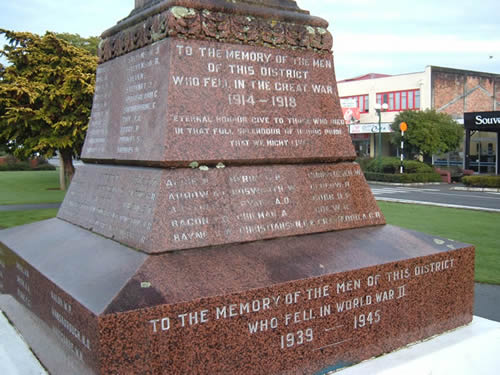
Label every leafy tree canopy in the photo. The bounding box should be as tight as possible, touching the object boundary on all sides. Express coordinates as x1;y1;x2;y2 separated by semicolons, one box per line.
0;30;98;187
55;33;100;56
390;109;463;160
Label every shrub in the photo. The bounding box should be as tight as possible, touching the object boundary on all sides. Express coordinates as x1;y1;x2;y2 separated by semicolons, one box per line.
462;176;500;188
0;162;30;171
32;164;56;171
0;156;55;171
365;157;400;174
355;157;372;172
364;172;442;183
404;160;434;174
364;157;435;174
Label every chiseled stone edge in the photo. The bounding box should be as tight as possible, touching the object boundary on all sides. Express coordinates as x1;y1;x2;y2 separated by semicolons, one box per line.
98;6;333;63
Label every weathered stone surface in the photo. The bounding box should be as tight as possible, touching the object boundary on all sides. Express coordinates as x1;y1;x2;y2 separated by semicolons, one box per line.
101;1;330;63
0;220;475;375
58;162;384;253
84;38;352;166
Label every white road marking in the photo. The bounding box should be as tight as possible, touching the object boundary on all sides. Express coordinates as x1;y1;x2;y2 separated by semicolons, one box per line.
376;197;500;212
371;187;500;201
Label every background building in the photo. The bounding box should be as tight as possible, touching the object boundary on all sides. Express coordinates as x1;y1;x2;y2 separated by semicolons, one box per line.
338;66;500;174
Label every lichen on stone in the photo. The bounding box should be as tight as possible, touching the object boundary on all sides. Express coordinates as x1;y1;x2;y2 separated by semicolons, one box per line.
306;26;316;35
171;6;196;19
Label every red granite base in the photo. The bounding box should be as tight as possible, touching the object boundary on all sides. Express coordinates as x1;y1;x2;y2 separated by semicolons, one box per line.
0;220;474;375
58;163;385;253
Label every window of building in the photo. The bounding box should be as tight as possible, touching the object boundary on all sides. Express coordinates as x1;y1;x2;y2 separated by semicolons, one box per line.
376;89;420;111
340;95;369;113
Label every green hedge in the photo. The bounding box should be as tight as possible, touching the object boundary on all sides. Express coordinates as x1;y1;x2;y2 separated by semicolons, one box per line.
364;172;442;183
363;157;434;174
355;157;372;172
462;175;500;188
0;160;55;171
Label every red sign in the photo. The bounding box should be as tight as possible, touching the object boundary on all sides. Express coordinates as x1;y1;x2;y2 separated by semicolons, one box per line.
342;107;361;124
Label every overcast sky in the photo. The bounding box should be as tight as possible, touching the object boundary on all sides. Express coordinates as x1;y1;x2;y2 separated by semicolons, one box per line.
1;0;499;79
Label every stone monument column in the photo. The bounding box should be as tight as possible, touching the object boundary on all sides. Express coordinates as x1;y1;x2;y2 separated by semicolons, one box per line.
0;1;475;374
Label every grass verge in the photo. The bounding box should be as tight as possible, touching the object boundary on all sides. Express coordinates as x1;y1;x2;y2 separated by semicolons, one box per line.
379;201;500;284
0;171;65;205
0;209;59;229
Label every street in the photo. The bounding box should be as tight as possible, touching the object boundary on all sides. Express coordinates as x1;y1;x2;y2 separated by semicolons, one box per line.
369;183;500;212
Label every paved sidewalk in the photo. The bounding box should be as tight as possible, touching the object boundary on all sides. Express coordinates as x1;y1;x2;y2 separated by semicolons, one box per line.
0;310;47;374
0;203;61;212
475;283;500;322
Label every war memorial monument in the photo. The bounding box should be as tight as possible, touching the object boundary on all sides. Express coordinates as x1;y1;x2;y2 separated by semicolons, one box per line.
0;1;474;374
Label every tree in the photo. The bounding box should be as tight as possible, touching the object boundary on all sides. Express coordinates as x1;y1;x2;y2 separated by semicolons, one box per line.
0;30;98;189
55;33;100;56
390;109;463;161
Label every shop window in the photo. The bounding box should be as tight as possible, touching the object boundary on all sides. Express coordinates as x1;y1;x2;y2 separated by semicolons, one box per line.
376;89;420;112
340;94;369;113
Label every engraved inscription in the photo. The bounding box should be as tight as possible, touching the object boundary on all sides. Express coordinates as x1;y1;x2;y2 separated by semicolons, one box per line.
51;290;73;314
14;261;31;307
16;262;30;278
82;38;354;163
146;256;457;353
171;42;345;157
58;163;384;253
59;166;160;249
51;308;92;351
118;46;160;155
52;326;84;361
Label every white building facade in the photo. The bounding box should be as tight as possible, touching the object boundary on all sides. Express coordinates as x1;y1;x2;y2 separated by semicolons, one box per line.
337;66;500;174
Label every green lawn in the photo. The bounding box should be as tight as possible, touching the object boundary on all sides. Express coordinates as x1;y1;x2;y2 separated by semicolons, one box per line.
0;171;498;284
379;201;500;285
0;170;65;205
0;209;59;229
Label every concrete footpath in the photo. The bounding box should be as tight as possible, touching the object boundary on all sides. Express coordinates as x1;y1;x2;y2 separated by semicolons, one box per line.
475;283;500;322
0;310;47;374
0;203;61;212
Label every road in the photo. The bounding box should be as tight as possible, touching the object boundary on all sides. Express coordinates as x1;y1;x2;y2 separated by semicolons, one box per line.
369;183;500;212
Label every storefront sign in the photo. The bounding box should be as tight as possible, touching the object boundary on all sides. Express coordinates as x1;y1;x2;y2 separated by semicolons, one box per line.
464;111;500;131
350;123;393;134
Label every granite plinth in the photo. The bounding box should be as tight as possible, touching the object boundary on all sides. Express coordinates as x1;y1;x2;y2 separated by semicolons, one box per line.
57;162;384;252
83;37;353;166
0;219;474;375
